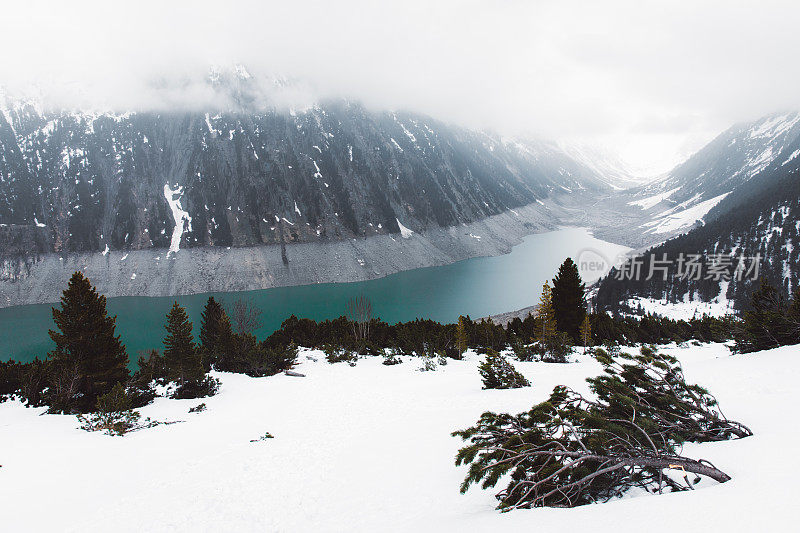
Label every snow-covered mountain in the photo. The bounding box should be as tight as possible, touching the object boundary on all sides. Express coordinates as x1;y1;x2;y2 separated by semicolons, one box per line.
596;115;800;314
555;141;647;190
0;68;612;260
622;112;800;238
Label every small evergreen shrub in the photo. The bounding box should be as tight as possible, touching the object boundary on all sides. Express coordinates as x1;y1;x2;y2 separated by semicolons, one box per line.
250;432;274;442
217;335;298;377
478;353;530;389
171;375;220;399
417;354;438;372
135;349;167;385
324;345;357;365
382;352;402;365
0;360;24;402
189;402;207;413
510;340;537;362
541;331;571;363
125;375;157;408
77;383;141;436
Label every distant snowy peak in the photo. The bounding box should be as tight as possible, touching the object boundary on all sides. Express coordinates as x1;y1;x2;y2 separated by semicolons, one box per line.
596;128;800;314
555;141;650;190
499;137;625;193
661;111;800;201
623;111;800;236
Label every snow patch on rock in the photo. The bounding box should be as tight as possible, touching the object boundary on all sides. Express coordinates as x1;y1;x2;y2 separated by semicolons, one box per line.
643;193;729;234
163;183;192;256
396;219;414;238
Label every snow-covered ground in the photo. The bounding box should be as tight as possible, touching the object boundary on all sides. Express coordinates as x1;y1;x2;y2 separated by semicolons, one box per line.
626;284;734;320
1;343;798;532
642;192;730;234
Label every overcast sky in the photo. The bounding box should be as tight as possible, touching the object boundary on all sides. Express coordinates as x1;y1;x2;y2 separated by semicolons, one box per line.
2;0;799;176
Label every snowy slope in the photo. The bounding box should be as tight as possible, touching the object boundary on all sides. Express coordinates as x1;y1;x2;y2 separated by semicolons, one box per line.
1;343;798;532
623;112;800;236
596;143;800;313
640;192;729;234
624;280;734;320
556;141;651;190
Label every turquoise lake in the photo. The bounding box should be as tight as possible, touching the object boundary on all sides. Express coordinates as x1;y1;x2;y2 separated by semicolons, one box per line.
0;227;628;365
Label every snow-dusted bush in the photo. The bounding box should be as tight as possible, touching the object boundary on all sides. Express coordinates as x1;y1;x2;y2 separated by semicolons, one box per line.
478;352;530;389
172;375;220;399
77;383;141;436
324;345;357;366
417;354;437;372
510;340;537;362
188;402;207;413
382;352;402;365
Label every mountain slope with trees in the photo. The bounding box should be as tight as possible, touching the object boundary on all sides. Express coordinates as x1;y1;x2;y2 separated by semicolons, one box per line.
596;116;800;314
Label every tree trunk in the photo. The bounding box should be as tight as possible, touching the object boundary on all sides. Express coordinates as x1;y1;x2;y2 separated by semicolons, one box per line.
616;455;730;483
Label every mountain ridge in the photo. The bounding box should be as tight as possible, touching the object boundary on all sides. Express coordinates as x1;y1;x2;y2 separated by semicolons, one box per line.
595;112;800;314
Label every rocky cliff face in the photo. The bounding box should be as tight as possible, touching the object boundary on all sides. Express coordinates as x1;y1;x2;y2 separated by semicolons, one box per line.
0;68;625;303
0;71;609;264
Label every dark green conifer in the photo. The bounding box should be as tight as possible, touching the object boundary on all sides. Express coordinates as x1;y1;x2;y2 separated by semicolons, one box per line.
456;316;469;356
199;297;234;368
478;352;530;390
47;271;129;412
551;258;587;341
736;280;789;352
199;297;225;351
163;302;204;387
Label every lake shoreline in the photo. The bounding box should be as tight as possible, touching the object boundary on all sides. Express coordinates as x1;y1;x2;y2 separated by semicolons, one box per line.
0;201;564;309
0;226;630;364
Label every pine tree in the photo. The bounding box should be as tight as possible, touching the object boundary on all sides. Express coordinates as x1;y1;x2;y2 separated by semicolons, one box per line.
199;297;234;368
537;281;556;342
551;258;587;341
455;347;751;510
199;297;224;351
736;280;790;352
163;302;204;387
782;289;800;342
456;315;469;356
579;315;592;352
478;352;530;390
47;271;129;412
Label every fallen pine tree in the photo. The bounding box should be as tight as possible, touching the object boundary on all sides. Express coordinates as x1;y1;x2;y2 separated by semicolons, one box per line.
453;346;752;510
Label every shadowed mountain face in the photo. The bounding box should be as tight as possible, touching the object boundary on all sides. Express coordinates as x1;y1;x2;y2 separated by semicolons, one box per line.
0;92;610;258
624;112;800;214
596;118;800;313
660;112;800;204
